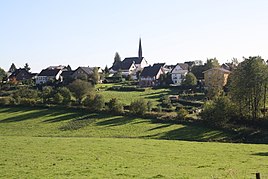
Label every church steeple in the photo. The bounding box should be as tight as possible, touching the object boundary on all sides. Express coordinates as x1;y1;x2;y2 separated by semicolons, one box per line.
138;38;142;59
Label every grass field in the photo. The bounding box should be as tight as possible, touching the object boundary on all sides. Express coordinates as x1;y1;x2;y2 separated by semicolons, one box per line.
96;83;175;106
0;106;268;178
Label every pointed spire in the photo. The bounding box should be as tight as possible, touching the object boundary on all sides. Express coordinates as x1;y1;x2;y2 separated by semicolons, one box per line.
138;38;142;59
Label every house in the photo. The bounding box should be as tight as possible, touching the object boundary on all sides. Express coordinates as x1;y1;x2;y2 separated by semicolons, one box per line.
36;69;62;85
8;68;33;83
72;66;102;80
139;64;165;87
203;68;231;89
109;60;137;78
171;63;189;85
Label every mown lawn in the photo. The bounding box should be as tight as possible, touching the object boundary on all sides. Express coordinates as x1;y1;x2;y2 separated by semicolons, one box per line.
0;106;268;178
96;84;175;106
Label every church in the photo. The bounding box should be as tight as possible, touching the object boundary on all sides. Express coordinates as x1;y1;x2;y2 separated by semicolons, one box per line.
109;38;149;78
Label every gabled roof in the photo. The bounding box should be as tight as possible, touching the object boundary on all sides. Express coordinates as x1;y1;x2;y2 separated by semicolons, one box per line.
111;60;135;71
9;68;31;78
38;69;61;76
203;68;231;74
140;64;162;78
123;57;145;65
61;70;74;78
171;63;189;73
77;67;94;75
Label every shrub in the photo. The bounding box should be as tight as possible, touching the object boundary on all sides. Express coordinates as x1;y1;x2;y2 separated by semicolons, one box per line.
129;99;147;115
92;94;105;111
161;95;172;108
0;97;15;105
177;108;189;120
157;112;178;121
200;96;237;127
54;93;64;104
107;98;124;114
20;98;37;106
147;101;153;112
58;87;72;105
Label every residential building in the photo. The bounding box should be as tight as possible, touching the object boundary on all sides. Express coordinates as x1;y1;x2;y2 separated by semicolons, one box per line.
72;67;102;80
203;68;231;89
36;69;62;85
171;63;189;85
8;68;33;83
139;64;165;87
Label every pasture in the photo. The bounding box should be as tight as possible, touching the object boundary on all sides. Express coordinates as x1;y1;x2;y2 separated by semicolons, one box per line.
0;106;267;178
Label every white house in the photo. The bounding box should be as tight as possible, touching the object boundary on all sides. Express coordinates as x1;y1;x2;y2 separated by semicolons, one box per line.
36;69;62;85
171;63;189;85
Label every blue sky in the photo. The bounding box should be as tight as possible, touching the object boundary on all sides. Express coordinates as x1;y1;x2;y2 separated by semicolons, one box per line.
1;0;268;72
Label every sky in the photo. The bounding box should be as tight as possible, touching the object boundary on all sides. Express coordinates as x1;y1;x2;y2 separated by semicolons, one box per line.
1;0;268;72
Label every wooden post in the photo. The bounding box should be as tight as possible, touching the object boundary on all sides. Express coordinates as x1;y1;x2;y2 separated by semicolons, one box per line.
256;173;261;179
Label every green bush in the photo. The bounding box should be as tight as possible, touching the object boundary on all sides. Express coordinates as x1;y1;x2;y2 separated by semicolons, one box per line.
0;97;15;105
129;99;147;115
177;108;189;120
200;96;237;127
107;98;124;114
54;93;64;104
20;98;37;106
92;94;105;111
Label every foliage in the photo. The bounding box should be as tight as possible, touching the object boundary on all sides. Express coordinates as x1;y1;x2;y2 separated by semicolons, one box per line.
229;56;268;120
129;99;147;115
161;95;172;108
13;86;39;104
68;79;93;104
147;101;153;112
0;67;6;82
113;52;121;66
107;98;124;114
24;63;31;72
182;72;197;86
92;94;105;111
204;58;220;69
91;67;100;85
41;86;54;104
200;96;237;127
57;87;72;104
177;108;189;120
53;93;64;104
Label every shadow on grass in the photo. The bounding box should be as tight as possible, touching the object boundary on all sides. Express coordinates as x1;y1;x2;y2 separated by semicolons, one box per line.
252;152;268;156
142;125;227;141
95;116;136;127
147;124;173;131
0;108;51;123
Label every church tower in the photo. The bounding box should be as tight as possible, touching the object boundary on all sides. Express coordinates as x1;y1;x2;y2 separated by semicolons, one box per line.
138;38;142;59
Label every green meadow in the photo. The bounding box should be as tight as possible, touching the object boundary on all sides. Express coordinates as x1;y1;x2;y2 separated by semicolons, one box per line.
0;106;267;178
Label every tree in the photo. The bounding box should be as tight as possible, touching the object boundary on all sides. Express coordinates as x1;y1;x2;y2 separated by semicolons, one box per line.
204;58;220;70
113;52;121;66
24;63;31;72
58;87;72;104
130;99;147;115
104;65;109;74
182;72;197;86
8;63;16;73
230;56;268;120
91;67;100;85
0;67;6;82
41;86;54;104
68;79;93;104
